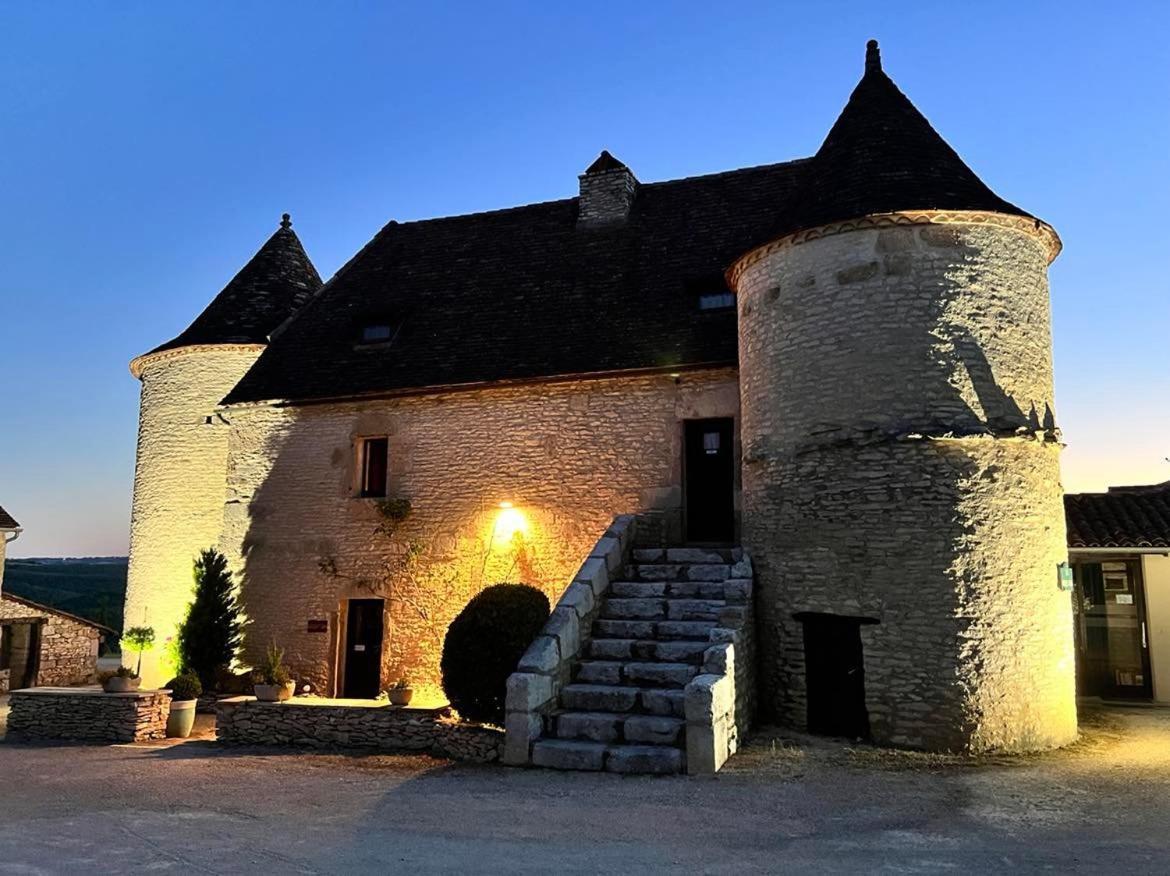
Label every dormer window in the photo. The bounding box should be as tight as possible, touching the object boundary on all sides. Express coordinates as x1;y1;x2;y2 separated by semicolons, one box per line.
699;292;735;311
360;323;393;344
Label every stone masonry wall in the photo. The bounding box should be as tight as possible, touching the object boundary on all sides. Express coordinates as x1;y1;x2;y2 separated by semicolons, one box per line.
220;370;739;697
735;221;1076;752
0;596;101;688
215;698;503;762
7;688;170;743
124;345;263;687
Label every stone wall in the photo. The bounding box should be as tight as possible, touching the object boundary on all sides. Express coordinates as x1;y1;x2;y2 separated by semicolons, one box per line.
125;344;264;687
684;552;756;774
215;697;503;762
7;688;170;743
218;370;738;696
502;516;633;765
0;596;102;688
735;220;1076;752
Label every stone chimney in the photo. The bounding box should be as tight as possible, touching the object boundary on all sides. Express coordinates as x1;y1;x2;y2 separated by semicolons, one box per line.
577;151;637;227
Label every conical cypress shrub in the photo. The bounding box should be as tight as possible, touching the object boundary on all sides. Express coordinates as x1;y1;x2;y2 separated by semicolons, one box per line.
177;548;243;689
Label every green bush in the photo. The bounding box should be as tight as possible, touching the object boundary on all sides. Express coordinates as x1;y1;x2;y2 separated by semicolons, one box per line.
177;549;243;689
441;583;550;724
165;672;203;702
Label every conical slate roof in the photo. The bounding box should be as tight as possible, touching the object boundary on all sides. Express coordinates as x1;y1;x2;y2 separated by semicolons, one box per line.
772;41;1030;240
0;504;19;531
148;214;322;355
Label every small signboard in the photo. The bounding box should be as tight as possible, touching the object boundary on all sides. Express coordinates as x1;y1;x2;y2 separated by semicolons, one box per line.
306;619;328;633
1057;562;1074;592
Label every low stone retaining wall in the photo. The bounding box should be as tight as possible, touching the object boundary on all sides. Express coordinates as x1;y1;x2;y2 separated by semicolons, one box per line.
6;687;170;743
503;515;635;765
215;697;503;763
685;551;757;774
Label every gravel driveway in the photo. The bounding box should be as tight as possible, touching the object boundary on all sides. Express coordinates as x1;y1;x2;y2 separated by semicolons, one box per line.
1;704;1167;874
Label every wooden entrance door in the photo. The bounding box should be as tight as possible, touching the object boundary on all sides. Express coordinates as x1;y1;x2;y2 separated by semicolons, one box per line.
343;599;385;699
684;418;735;543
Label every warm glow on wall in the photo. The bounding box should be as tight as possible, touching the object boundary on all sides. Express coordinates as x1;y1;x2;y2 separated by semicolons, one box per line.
493;501;529;546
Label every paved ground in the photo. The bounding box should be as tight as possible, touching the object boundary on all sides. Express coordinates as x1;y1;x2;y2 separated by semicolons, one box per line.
1;704;1168;874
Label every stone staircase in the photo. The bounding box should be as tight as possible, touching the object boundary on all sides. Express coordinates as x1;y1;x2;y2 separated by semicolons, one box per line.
531;547;744;775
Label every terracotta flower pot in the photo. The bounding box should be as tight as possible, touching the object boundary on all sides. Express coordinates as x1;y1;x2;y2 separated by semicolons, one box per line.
388;688;414;706
166;699;197;738
254;681;295;702
103;676;141;693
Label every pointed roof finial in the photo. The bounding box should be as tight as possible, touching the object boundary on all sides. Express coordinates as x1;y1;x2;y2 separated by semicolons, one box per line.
865;39;881;74
280;212;292;230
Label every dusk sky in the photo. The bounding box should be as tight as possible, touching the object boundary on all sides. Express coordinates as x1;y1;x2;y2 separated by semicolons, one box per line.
1;3;1166;557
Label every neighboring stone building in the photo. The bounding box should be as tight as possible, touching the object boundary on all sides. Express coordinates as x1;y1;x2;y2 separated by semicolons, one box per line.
0;593;111;692
1065;483;1170;703
125;43;1076;752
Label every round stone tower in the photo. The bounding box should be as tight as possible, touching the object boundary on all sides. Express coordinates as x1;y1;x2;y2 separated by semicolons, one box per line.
124;215;320;686
730;43;1076;752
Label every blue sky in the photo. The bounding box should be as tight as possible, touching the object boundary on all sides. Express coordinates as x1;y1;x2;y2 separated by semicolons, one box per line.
1;3;1166;556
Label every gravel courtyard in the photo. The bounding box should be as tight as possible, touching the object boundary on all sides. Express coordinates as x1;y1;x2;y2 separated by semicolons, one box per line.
1;704;1168;874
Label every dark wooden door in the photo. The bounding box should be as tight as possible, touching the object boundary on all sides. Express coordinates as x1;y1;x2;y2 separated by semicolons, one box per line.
343;599;385;699
798;613;871;740
684;418;735;543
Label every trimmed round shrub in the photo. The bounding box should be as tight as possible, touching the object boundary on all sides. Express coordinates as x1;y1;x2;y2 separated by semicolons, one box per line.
441;583;550;724
165;672;204;702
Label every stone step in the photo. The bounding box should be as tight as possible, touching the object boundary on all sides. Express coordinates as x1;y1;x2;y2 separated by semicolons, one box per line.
599;597;725;622
631;563;730;582
560;684;640;713
531;739;607;771
550;711;685;746
600;598;668;621
592;619;716;641
607;745;684;775
575;660;697;688
587;638;709;664
611;580;727;599
633;548;736;564
560;684;686;717
531;739;684;774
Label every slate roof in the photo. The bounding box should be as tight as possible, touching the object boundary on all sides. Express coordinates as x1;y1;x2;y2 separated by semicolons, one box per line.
0;504;19;531
148;215;323;356
218;41;1037;406
223;159;807;404
1065;484;1170;549
771;40;1029;242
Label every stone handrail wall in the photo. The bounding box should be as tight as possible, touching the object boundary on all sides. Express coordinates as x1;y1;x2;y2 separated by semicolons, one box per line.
215;697;502;762
7;687;170;743
503;514;635;766
684;551;756;774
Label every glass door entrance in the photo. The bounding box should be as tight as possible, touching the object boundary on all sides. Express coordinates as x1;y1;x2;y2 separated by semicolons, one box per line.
1073;559;1152;700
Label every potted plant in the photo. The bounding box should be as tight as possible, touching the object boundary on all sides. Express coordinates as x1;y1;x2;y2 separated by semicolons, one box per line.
387;676;413;707
100;666;141;693
164;672;203;738
253;642;294;702
121;626;156;685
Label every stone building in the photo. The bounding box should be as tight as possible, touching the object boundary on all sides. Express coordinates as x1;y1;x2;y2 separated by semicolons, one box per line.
124;43;1076;752
0;593;111;692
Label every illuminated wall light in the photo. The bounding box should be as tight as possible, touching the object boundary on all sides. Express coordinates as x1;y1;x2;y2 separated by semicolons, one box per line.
493;501;529;545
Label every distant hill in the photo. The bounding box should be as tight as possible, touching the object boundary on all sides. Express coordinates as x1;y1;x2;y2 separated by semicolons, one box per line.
2;557;127;635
